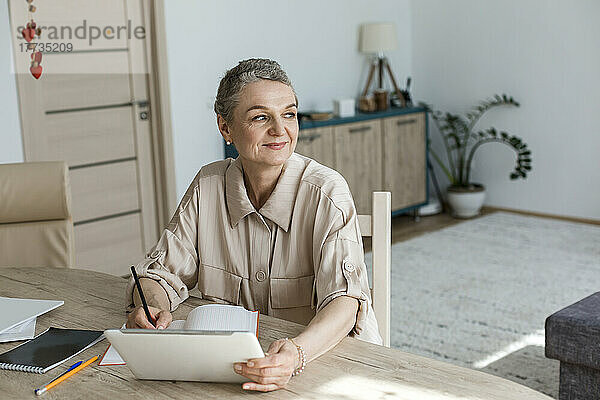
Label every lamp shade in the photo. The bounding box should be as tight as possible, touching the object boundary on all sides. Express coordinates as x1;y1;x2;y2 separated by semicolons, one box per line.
359;22;398;53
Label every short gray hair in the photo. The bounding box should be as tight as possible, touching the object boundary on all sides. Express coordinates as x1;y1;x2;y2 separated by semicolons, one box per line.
214;58;296;123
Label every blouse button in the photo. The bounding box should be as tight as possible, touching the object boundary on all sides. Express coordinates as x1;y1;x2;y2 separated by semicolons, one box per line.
255;270;267;282
344;264;355;272
150;250;161;259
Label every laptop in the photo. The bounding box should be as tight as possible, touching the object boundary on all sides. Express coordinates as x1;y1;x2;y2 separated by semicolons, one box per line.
104;329;264;382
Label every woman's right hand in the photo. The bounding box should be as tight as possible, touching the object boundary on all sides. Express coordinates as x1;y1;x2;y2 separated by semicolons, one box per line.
126;305;172;329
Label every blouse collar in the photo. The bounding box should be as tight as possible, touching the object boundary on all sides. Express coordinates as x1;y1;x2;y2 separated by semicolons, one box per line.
225;153;304;232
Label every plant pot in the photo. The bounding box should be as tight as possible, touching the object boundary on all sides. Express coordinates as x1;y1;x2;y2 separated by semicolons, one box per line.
447;184;486;218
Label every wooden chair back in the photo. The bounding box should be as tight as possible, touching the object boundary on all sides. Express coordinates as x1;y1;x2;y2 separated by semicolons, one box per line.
358;192;391;347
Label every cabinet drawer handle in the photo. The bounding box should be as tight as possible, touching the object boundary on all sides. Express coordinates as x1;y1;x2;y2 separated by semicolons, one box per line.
299;133;322;143
396;118;417;126
349;126;372;134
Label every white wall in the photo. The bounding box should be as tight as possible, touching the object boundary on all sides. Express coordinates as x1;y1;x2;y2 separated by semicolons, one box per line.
411;0;600;220
0;0;24;164
4;1;596;220
164;0;412;198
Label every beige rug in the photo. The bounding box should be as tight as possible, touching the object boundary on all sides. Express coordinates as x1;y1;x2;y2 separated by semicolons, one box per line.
365;211;600;398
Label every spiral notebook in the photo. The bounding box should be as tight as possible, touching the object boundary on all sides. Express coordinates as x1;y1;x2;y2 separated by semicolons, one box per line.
0;327;104;374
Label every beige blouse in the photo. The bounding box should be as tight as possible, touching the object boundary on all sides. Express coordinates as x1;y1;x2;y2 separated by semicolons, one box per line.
127;153;382;345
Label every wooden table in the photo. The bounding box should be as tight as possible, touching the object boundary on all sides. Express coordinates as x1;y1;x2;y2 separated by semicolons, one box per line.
0;267;551;399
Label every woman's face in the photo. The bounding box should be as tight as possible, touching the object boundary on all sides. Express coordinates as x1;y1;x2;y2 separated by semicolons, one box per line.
219;80;298;170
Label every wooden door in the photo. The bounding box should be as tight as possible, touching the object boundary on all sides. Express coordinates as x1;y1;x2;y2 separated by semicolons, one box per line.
295;127;336;169
382;113;427;210
8;0;160;276
334;120;382;214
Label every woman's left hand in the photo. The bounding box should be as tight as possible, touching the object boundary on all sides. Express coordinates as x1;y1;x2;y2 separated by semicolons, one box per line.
233;338;299;392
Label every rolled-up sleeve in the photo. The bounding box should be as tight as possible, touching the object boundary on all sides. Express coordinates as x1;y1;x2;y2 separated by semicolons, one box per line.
126;180;200;312
313;200;377;340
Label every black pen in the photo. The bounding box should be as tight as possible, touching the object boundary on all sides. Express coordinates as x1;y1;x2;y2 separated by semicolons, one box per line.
130;266;156;328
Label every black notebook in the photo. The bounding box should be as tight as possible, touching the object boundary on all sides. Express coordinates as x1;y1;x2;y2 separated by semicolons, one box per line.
0;327;104;374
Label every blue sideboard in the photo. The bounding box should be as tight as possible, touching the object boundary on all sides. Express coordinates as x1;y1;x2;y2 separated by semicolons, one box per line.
224;106;428;216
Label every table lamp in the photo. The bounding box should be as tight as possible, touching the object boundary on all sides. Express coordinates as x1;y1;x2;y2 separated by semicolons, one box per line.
359;22;406;108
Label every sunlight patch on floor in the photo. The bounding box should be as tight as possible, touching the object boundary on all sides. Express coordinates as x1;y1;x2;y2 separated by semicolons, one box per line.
472;330;545;369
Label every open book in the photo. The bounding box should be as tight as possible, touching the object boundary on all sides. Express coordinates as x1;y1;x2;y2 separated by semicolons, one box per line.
99;304;259;366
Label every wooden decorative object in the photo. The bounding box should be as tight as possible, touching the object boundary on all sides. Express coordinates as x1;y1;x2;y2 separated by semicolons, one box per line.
374;90;388;111
358;96;377;112
360;56;406;111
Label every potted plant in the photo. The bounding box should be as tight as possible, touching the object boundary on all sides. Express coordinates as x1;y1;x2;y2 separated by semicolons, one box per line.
421;94;532;218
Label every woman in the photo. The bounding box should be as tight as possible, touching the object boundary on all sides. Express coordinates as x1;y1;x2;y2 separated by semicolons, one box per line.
126;58;382;392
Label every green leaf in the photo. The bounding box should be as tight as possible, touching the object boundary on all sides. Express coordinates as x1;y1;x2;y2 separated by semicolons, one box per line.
421;93;528;185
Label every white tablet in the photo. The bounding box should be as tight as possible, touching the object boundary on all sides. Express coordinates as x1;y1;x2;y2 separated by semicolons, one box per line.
103;329;264;382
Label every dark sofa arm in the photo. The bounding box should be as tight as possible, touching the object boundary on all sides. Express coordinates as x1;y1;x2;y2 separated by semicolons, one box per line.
546;292;600;370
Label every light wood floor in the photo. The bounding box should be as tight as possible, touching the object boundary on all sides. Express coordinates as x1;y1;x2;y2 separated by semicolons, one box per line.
363;208;493;252
364;206;599;252
390;208;495;244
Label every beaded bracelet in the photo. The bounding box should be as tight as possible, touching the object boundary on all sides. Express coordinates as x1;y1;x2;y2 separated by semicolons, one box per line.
286;337;306;376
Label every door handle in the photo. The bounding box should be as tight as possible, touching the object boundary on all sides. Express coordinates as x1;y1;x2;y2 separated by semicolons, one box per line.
299;133;322;143
349;126;372;134
131;99;149;120
131;99;149;108
396;118;417;126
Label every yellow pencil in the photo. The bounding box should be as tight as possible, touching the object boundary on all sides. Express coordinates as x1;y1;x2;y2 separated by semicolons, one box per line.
34;355;98;396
